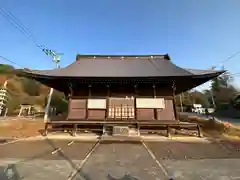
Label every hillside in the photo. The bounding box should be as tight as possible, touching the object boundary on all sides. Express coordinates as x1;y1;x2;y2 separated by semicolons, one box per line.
0;64;67;115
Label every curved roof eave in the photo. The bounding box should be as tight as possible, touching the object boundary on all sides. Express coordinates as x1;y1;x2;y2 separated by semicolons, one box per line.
19;69;225;79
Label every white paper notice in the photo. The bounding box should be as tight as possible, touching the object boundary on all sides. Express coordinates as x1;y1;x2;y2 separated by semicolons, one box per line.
136;98;165;108
88;99;106;109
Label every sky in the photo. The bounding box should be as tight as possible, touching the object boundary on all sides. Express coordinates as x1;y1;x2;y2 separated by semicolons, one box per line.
0;0;240;91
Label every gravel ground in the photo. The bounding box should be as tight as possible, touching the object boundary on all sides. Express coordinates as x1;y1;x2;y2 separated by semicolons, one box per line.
146;141;240;180
73;142;167;180
0;140;97;180
161;159;240;180
145;141;240;160
0;139;239;180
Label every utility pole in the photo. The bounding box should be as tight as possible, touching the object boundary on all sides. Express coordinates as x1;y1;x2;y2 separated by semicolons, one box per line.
43;49;63;122
209;65;224;109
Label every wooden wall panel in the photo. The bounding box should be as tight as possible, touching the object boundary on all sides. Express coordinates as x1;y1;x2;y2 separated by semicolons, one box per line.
67;99;87;120
68;109;86;120
88;109;106;120
156;100;175;120
136;109;155;120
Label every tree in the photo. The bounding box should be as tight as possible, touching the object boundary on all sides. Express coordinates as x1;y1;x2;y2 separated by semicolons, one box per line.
218;72;233;88
211;72;233;91
190;91;210;107
175;90;210;110
231;94;240;109
211;72;237;108
50;91;68;114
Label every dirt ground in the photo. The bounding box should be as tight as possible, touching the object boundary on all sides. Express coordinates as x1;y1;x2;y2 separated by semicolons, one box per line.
179;114;240;140
0;117;240;141
0;118;44;138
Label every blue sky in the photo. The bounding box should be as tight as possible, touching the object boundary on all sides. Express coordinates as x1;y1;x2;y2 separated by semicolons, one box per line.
0;0;240;90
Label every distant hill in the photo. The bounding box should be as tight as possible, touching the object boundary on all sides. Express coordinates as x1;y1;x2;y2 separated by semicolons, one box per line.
0;64;67;115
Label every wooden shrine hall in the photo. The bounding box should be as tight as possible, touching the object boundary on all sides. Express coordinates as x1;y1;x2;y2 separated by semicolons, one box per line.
19;54;224;137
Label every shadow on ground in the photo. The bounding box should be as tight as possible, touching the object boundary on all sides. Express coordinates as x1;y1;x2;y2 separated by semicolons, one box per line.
0;164;22;180
75;169;140;180
107;174;139;180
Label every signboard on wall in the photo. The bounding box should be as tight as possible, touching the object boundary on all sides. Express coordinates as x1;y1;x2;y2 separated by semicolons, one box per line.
88;99;106;109
136;98;165;108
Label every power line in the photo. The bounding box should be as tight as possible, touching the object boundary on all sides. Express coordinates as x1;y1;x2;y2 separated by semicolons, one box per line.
211;51;240;70
0;55;27;70
0;7;43;50
6;9;44;47
0;6;58;58
221;51;240;64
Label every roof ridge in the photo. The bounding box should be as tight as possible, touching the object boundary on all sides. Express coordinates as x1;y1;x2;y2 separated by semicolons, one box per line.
75;54;170;60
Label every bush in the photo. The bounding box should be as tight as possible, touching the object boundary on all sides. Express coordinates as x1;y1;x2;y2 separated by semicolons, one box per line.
21;78;40;96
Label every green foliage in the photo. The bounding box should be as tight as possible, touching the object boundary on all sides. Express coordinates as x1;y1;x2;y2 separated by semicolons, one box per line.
21;78;40;96
6;96;21;114
210;72;238;109
0;63;70;115
0;64;14;75
176;91;210;108
211;72;233;91
216;103;229;111
50;90;68;114
231;94;240;109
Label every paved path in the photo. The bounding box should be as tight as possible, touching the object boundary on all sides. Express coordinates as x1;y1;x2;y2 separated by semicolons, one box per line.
0;139;239;180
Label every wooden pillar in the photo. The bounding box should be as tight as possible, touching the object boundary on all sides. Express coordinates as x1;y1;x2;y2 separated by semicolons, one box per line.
134;84;140;134
88;85;92;97
107;85;110;96
172;81;179;121
105;85;110;119
86;85;92;120
103;84;110;135
134;85;138;120
69;82;73;97
153;85;156;98
153;85;157;120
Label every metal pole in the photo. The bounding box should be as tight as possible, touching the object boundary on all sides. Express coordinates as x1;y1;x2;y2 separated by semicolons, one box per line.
44;88;54;122
44;55;61;123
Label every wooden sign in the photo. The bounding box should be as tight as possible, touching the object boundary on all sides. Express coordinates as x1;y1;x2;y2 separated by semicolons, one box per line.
136;98;165;108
